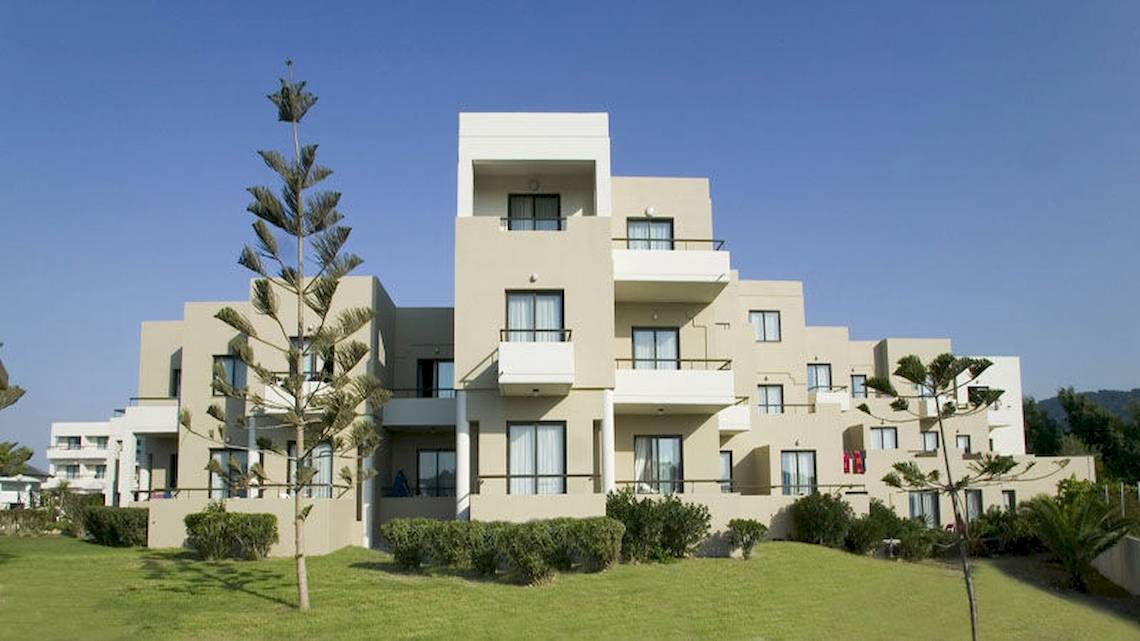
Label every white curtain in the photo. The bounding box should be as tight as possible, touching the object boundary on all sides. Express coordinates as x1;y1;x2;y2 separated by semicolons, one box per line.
509;195;534;230
763;312;780;341
781;451;815;496
719;452;732;493
535;293;562;342
658;437;681;494
798;452;816;493
632;329;655;369
656;330;678;370
509;425;535;495
759;385;783;414
634;437;653;493
210;450;228;498
808;364;831;391
507;294;533;342
534;195;560;230
780;451;796;496
313;443;332;499
536;424;564;494
627;220;650;249
649;220;673;250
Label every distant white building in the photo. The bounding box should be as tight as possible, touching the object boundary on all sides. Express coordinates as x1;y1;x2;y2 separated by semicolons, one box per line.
0;464;50;508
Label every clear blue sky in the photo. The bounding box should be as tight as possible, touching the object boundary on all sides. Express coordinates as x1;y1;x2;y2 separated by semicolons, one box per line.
2;2;1138;464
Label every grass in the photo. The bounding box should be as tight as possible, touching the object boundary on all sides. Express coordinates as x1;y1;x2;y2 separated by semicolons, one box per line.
1;536;1138;641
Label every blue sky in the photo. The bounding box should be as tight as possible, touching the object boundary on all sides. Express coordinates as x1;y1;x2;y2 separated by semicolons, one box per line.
2;2;1138;463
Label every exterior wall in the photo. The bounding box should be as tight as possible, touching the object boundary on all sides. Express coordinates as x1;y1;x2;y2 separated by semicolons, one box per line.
1094;535;1140;596
137;320;183;399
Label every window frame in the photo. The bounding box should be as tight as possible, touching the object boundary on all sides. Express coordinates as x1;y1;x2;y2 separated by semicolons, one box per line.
416;359;455;398
965;489;983;522
719;450;734;493
287;441;334;499
910;491;941;528
807;363;833;392
871;426;898;450
504;290;566;342
920;430;940;452
626;218;675;250
757;384;785;414
634;434;685;495
780;449;817;496
748;310;781;342
211;354;246;397
956;434;972;454
631;326;681;370
506;421;568;496
507;193;563;231
851;374;868;399
207;448;248;499
416;448;457;497
1001;489;1017;511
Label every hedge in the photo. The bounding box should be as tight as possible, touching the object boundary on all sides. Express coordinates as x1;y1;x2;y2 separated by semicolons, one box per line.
0;508;54;536
604;488;711;562
84;506;148;547
790;492;853;548
184;502;278;560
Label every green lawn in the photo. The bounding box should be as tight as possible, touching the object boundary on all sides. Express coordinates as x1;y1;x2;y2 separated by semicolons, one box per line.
1;536;1137;641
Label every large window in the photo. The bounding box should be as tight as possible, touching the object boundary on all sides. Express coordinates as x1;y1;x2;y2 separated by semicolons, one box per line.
956;434;972;454
632;328;679;370
508;194;561;231
417;359;455;398
871;426;898;450
506;291;565;342
720;451;733;493
287;442;333;499
417;449;456;497
626;219;674;250
781;450;817;496
60;436;81;450
965;489;983;522
921;431;940;452
748;311;781;342
1001;490;1017;511
807;363;832;392
851;375;868;399
208;449;248;499
758;384;784;414
63;464;79;480
635;435;683;494
508;422;565;495
212;354;246;396
92;436;108;450
909;491;940;528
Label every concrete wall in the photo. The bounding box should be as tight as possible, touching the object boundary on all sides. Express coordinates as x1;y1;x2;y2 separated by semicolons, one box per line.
1093;535;1140;596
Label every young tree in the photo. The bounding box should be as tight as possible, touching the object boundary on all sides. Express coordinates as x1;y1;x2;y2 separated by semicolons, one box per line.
1023;396;1061;456
182;62;385;610
0;441;33;476
858;354;1069;641
0;349;26;411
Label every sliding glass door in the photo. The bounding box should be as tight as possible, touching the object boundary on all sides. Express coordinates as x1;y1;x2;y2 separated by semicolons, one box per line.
506;291;564;342
508;422;566;495
634;435;683;494
780;450;816;496
632;328;679;370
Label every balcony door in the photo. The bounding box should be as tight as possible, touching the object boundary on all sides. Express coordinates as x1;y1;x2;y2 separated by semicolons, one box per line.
627;219;674;250
632;328;679;370
506;291;564;342
807;363;832;392
508;194;561;231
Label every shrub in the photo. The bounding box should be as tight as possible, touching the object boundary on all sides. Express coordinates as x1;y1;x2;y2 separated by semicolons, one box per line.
575;517;625;572
659;496;712;558
84;506;148;547
726;519;768;559
1022;492;1134;591
379;517;436;569
897;520;936;561
0;508;54;536
470;521;508;576
502;521;555;585
429;519;478;568
184;502;278;560
790;492;853;548
866;499;905;539
969;507;1040;557
606;488;666;562
844;515;885;555
544;518;578;571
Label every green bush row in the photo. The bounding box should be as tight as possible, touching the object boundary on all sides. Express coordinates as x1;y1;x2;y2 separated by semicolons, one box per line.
604;488;712;562
0;508;55;536
184;502;278;560
84;506;148;547
379;516;625;585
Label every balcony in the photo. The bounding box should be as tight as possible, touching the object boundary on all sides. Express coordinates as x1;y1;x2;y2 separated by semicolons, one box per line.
498;330;575;396
613;359;735;414
262;378;326;414
46;447;110;460
809;386;851;412
717;403;752;433
612;239;731;303
383;389;458;428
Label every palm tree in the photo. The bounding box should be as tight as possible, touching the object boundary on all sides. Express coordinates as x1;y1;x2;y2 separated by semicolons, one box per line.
1021;491;1133;592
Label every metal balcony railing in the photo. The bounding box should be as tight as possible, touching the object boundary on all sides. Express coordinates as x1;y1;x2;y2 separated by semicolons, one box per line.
499;328;573;342
612;237;725;251
499;217;570;231
614;358;731;371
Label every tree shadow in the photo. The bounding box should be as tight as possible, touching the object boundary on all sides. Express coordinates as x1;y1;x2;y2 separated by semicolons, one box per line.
139;549;295;608
349;560;502;584
977;554;1140;623
0;551;14;567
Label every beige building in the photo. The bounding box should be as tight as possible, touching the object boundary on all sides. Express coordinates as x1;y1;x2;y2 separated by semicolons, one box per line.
57;113;1092;556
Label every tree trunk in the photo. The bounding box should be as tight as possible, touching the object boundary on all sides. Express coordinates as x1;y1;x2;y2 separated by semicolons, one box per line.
935;406;977;641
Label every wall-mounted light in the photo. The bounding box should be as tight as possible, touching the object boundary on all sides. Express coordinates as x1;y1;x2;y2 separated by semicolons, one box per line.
529;273;538;283
644;207;657;217
528;180;540;192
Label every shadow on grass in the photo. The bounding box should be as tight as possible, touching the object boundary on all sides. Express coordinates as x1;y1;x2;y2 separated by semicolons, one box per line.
139;549;295;608
0;551;13;566
966;554;1140;624
348;559;504;584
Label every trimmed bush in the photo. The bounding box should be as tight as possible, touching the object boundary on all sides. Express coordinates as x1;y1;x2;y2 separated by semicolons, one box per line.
790;493;853;548
184;502;278;560
0;508;54;536
606;488;710;562
470;521;508;576
502;521;555;585
84;506;148;547
843;516;885;555
726;519;768;559
969;507;1040;557
379;517;436;569
429;519;477;568
575;517;624;572
659;496;712;558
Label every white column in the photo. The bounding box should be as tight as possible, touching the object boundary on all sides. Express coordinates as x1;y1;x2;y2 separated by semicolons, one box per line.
456;390;470;520
118;433;137;506
362;470;374;548
601;389;615;494
247;417;260;497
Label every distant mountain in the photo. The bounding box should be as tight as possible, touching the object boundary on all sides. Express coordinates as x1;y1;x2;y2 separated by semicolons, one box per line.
1037;389;1140;425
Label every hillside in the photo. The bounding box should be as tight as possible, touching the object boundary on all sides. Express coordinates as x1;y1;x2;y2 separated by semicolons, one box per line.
1038;389;1140;425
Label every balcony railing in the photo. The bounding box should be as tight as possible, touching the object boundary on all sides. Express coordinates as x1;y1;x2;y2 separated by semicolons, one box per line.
499;328;572;342
615;479;866;494
499;217;570;231
615;358;731;371
612;238;725;251
388;387;457;399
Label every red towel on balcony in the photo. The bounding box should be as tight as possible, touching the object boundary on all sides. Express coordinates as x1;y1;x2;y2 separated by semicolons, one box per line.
854;450;865;474
843;451;850;473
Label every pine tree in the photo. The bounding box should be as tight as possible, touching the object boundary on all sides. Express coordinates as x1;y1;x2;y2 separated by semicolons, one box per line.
0;441;33;476
0;347;26;411
183;61;386;610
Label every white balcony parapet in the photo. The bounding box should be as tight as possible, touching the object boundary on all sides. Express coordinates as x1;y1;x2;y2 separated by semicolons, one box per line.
612;245;731;303
262;380;327;414
498;341;575;396
383;397;458;427
46;447;111;460
614;363;735;414
717;404;751;433
811;389;851;412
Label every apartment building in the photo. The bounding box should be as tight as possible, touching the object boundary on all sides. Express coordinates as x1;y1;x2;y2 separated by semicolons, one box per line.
57;113;1092;555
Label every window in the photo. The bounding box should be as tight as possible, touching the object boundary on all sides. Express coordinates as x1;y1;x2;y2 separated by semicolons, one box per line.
626;219;674;250
967;385;989;405
287;442;333;499
506;291;565;342
851;375;868;399
965;489;983;522
417;359;455;398
417;449;456;497
781;450;816;496
60;436;81;450
212;354;246;396
92;436;108;450
169;453;178;489
170;368;181;398
632;328;679;370
720;451;733;493
757;384;784;414
909;491;940;528
508;194;561;231
290;337;333;381
921;431;939;452
94;464;106;480
1001;490;1017;511
871;427;898;450
807;363;832;392
508;422;566;495
956;434;972;454
635;435;683;494
208;448;248;499
914;377;933;398
748;311;781;342
64;464;79;480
